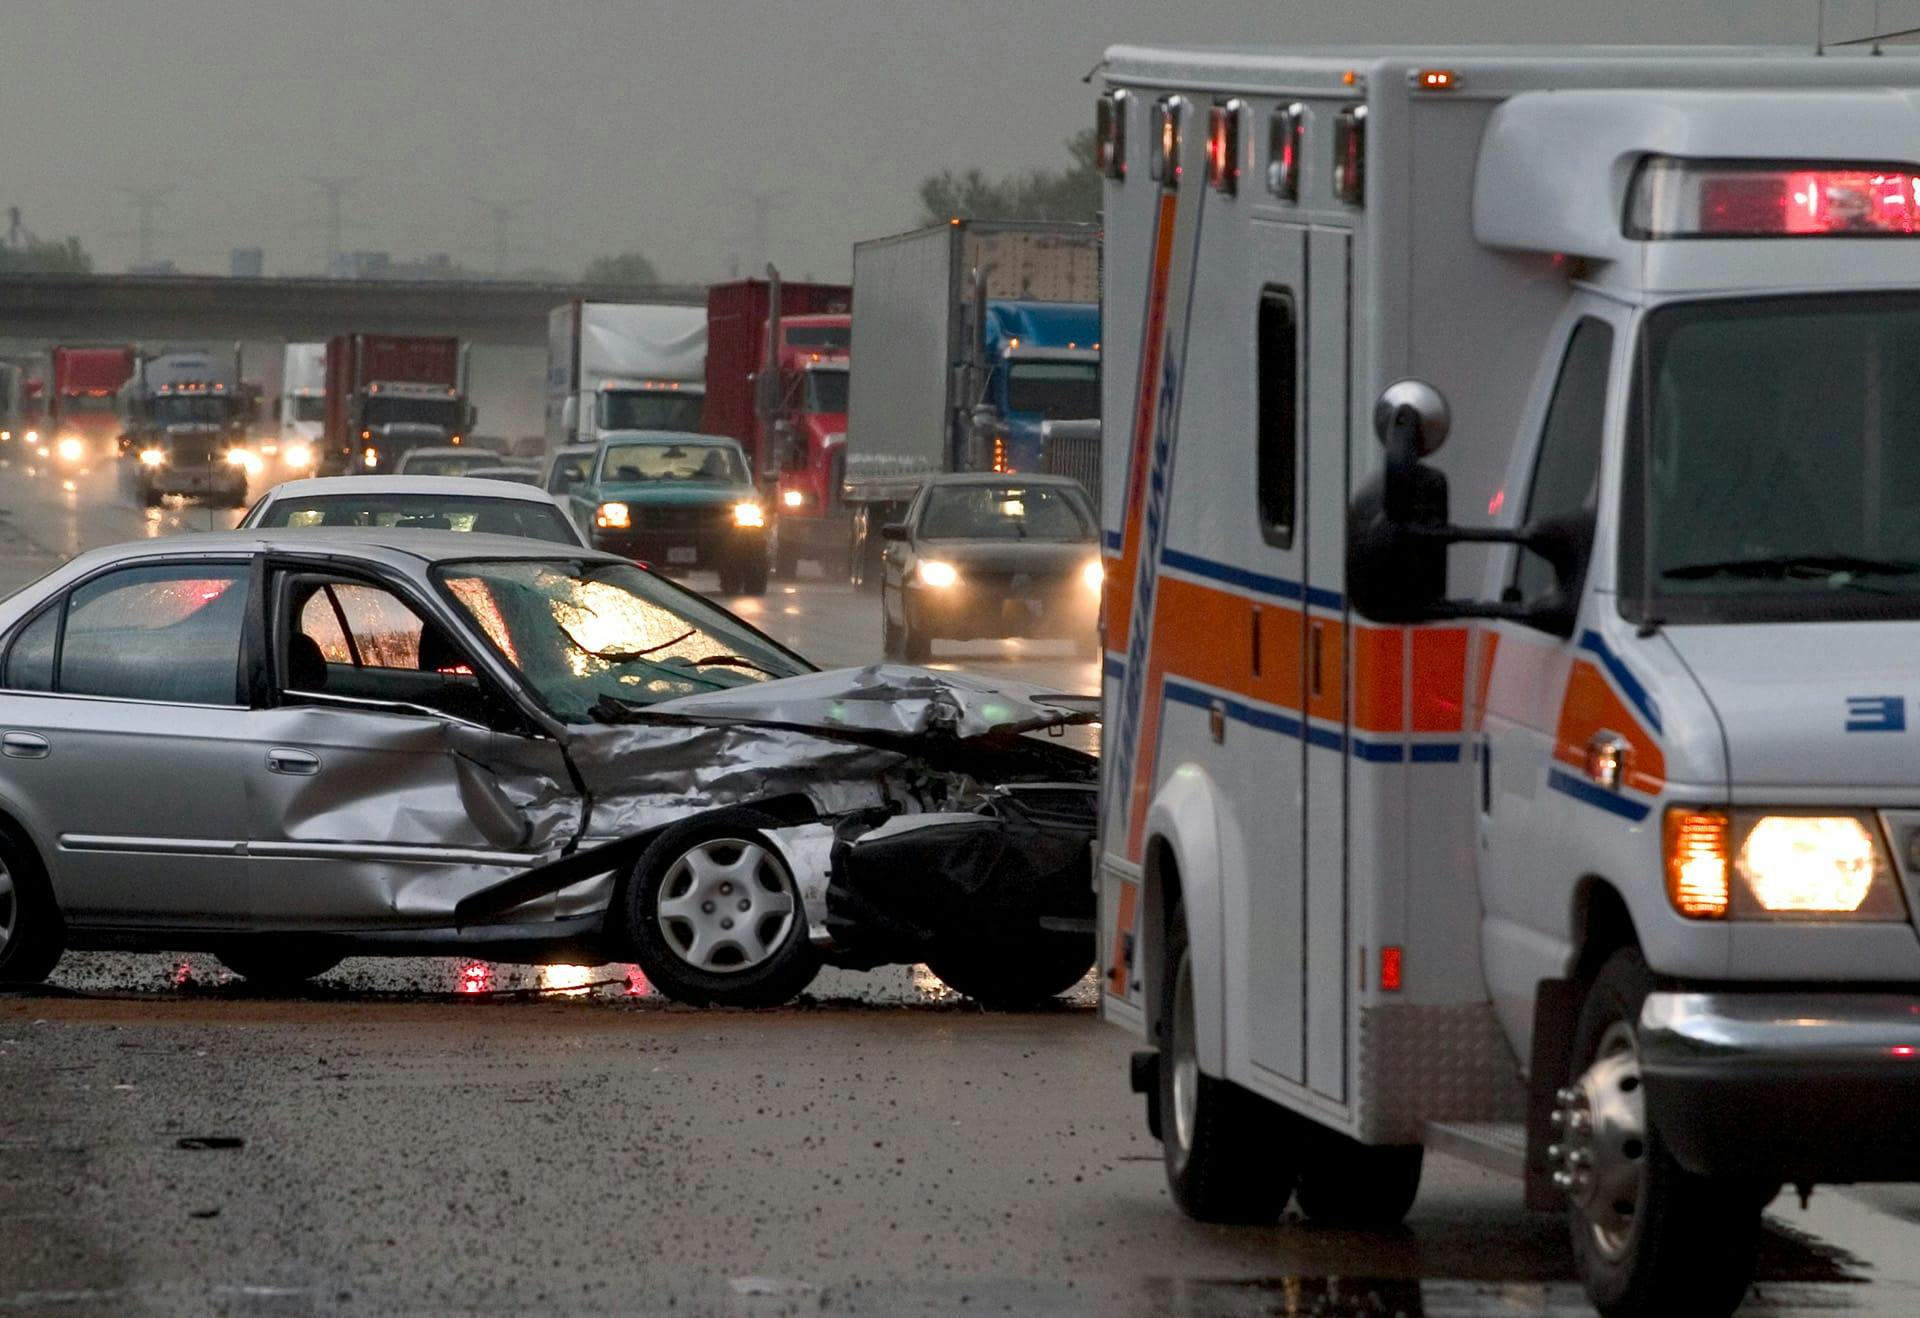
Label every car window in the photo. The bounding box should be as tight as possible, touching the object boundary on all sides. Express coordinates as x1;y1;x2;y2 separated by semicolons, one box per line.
59;564;249;705
917;485;1091;541
548;453;593;494
1515;318;1613;610
257;494;578;545
600;441;747;484
3;607;58;692
399;454;493;477
282;575;489;719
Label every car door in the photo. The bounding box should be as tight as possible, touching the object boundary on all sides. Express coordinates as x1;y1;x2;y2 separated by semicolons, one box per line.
0;558;255;925
243;562;578;928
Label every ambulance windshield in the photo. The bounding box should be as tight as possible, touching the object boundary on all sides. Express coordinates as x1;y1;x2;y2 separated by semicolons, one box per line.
1623;292;1920;623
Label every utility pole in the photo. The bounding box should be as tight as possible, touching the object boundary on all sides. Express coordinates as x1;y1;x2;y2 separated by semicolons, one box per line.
119;187;173;265
307;177;360;273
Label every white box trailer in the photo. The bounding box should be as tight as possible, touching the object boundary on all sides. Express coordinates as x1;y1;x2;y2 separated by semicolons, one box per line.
545;301;707;453
1096;43;1920;1315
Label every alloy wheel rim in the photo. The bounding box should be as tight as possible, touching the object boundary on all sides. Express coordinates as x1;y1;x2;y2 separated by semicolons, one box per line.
0;860;14;954
655;837;798;975
1553;1019;1649;1264
1170;950;1200;1157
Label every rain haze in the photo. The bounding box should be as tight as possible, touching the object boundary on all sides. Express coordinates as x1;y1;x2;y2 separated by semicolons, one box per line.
0;0;1876;282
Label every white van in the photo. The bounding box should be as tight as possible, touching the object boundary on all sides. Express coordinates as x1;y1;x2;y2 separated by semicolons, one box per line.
1095;44;1920;1316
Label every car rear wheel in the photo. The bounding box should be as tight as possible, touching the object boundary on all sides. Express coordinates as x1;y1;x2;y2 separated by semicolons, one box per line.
625;809;821;1008
925;929;1094;1009
217;943;344;988
0;833;64;985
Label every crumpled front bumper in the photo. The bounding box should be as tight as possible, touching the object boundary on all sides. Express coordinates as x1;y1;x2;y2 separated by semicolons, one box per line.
1640;991;1920;1183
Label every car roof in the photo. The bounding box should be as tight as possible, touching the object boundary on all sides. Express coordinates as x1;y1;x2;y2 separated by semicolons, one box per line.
253;475;561;501
551;444;597;457
58;527;625;575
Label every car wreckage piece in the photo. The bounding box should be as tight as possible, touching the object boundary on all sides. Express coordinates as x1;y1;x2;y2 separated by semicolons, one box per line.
452;663;1101;1007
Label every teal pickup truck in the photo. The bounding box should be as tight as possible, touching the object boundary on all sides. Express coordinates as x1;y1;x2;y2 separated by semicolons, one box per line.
567;430;771;595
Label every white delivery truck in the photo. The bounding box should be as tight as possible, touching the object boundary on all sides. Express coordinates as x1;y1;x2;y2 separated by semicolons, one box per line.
278;342;326;472
545;300;707;453
1095;44;1920;1316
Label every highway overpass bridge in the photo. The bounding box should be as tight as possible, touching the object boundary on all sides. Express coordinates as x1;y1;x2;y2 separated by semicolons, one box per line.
0;273;705;346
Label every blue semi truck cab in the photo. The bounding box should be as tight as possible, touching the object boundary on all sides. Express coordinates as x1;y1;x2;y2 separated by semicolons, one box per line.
978;300;1101;473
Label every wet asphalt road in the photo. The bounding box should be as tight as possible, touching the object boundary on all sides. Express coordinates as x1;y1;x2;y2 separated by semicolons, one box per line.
5;454;1920;1315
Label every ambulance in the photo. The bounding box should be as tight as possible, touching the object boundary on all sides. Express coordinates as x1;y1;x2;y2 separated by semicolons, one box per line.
1094;44;1920;1315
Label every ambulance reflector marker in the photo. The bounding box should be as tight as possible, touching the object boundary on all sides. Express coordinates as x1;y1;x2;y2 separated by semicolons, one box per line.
1380;946;1403;992
1628;156;1920;238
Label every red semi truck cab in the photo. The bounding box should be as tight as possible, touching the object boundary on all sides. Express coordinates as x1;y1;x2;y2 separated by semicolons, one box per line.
704;274;851;579
48;346;136;465
322;334;472;474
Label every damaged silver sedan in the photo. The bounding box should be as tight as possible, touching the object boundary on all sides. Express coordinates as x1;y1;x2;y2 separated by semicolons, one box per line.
0;530;1098;1007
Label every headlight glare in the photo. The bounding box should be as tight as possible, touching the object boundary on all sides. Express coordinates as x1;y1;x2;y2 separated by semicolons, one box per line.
733;501;766;528
138;447;166;468
55;436;86;463
781;488;806;509
917;559;960;588
284;443;314;469
597;502;631;530
1082;559;1104;593
1738;814;1887;914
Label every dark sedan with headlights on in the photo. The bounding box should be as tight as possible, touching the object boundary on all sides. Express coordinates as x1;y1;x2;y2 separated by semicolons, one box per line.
879;474;1102;661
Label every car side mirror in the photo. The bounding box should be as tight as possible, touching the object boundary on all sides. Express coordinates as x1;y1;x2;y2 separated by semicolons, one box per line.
881;522;909;543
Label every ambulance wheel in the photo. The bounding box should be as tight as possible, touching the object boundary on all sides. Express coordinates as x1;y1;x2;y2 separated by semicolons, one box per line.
1561;947;1762;1318
1295;1133;1423;1228
925;930;1095;1009
216;942;343;988
624;809;821;1008
1159;907;1298;1223
0;829;65;985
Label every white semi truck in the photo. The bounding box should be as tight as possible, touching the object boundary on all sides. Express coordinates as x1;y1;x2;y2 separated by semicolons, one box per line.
278;342;326;473
544;301;706;453
1095;43;1920;1316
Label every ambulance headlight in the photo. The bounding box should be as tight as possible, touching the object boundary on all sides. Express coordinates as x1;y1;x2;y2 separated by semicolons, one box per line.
916;559;960;589
1736;813;1902;917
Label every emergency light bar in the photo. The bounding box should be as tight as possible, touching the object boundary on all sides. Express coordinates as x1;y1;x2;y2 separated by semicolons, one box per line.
1627;156;1920;238
1207;99;1242;195
1151;95;1187;187
1096;89;1129;180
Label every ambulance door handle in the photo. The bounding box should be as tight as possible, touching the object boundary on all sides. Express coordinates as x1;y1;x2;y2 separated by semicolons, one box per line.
1479;738;1492;814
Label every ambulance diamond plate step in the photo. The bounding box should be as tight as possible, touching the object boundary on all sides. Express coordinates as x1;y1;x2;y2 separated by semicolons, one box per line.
1425;1121;1526;1179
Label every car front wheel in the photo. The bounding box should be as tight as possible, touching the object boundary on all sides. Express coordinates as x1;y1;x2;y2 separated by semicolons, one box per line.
625;809;821;1007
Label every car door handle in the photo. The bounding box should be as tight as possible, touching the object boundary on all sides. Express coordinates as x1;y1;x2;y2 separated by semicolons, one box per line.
267;748;321;776
1;732;49;759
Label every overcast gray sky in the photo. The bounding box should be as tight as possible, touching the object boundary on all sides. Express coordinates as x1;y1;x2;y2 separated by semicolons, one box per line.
0;1;1895;281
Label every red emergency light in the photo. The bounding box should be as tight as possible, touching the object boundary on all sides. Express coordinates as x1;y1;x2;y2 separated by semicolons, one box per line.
1267;102;1305;202
1628;157;1920;238
1207;99;1242;195
1096;88;1130;180
1151;95;1187;187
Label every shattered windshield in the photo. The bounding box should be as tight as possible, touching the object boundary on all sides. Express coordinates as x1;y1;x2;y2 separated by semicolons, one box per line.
436;558;810;722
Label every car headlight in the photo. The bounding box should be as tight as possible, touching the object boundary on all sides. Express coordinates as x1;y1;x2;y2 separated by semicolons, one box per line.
781;488;806;509
596;502;631;530
1665;807;1906;920
733;501;766;528
916;559;960;588
284;443;313;469
362;446;379;469
23;430;39;445
225;449;262;474
1082;559;1104;594
138;447;166;467
55;436;86;463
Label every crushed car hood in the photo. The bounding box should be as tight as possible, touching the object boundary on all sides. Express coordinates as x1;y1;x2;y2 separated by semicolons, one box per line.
644;664;1097;743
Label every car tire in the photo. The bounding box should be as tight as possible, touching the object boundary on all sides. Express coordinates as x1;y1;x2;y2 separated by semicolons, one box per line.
881;585;905;659
1564;947;1763;1318
0;827;64;985
1159;903;1299;1223
141;484;162;509
715;562;739;595
624;809;822;1008
217;943;344;988
738;553;770;597
901;618;932;663
1294;1133;1424;1228
925;929;1094;1009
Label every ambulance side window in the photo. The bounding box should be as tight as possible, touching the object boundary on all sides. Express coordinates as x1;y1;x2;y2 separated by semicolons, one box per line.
1514;318;1613;612
1257;287;1298;548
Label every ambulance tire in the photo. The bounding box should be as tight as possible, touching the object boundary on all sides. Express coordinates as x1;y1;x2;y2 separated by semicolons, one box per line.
1566;947;1762;1318
924;930;1095;1009
1294;1134;1424;1228
1158;907;1299;1223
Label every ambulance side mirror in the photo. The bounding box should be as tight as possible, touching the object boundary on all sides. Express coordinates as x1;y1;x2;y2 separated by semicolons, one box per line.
1347;381;1454;622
